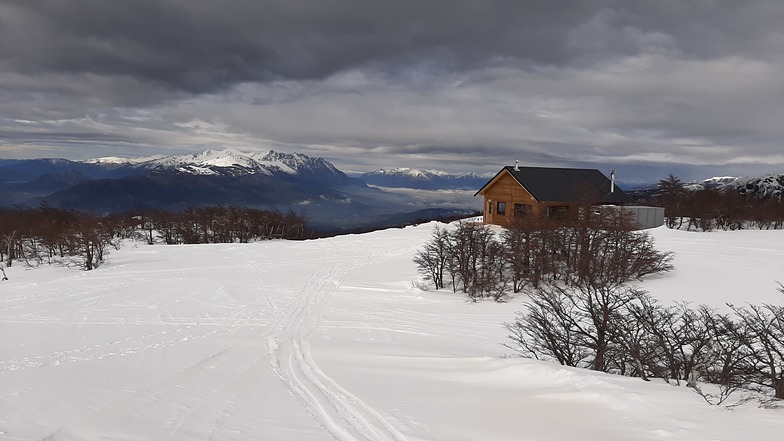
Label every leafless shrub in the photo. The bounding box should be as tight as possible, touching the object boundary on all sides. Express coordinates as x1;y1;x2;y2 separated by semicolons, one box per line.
508;280;784;406
728;302;784;400
505;282;648;372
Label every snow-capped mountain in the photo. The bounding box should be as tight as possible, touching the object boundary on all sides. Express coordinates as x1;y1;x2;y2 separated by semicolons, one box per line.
84;148;347;181
0;149;360;218
136;148;265;175
360;168;490;190
84;155;166;166
0;149;480;231
255;150;338;172
683;175;783;200
702;176;741;187
683;176;741;191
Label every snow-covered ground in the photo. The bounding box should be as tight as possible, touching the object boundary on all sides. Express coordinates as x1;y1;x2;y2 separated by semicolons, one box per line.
0;224;782;440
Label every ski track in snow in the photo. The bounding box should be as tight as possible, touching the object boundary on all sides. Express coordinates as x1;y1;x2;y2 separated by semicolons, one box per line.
267;241;409;441
0;234;416;441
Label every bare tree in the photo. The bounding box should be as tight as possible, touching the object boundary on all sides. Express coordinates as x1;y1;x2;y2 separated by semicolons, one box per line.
505;282;648;372
728;302;784;399
413;225;451;290
609;295;662;381
574;208;673;288
467;224;507;301
504;286;591;367
658;174;686;229
1;230;15;268
69;214;120;270
502;218;541;292
689;310;753;405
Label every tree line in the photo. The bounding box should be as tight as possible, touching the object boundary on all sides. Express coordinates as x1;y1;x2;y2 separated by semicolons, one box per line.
134;207;308;245
414;208;674;302
0;206;309;271
653;174;784;231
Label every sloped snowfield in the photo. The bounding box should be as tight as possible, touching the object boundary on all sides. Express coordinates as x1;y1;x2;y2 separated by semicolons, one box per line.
1;224;782;440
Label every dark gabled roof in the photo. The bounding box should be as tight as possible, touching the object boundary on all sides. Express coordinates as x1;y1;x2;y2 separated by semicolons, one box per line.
475;166;633;204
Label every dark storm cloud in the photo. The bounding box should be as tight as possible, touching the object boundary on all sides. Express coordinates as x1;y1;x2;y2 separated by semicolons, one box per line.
5;1;778;95
0;0;569;97
1;1;783;182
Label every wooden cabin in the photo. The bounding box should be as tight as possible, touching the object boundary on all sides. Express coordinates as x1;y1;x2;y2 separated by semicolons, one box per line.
474;165;633;227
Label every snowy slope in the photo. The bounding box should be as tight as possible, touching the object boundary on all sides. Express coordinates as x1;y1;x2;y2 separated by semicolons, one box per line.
250;150;343;177
0;225;782;440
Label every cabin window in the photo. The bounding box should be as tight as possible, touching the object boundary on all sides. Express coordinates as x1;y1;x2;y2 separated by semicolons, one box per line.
514;204;532;217
547;205;570;220
487;201;492;214
497;201;506;215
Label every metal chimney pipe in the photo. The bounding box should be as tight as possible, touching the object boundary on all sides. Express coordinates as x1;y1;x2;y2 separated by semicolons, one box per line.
514;160;519;171
610;169;616;194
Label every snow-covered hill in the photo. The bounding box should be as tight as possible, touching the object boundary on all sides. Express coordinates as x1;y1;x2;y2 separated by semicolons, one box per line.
683;176;736;191
630;174;784;202
736;175;784;200
0;224;782;440
684;174;784;200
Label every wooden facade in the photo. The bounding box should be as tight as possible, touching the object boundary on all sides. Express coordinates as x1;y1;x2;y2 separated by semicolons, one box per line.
475;166;634;228
479;170;540;227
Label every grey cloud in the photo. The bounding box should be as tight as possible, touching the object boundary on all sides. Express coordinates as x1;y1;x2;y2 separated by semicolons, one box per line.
3;0;565;95
5;1;781;96
1;1;784;183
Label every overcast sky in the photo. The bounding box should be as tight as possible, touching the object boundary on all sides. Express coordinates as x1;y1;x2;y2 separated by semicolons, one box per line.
1;1;783;183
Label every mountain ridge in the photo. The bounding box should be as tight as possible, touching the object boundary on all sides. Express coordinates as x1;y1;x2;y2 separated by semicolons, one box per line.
0;149;479;231
359;167;492;190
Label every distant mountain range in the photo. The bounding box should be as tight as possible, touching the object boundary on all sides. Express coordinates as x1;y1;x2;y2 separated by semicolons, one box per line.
358;168;492;190
0;149;481;231
4;150;780;229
